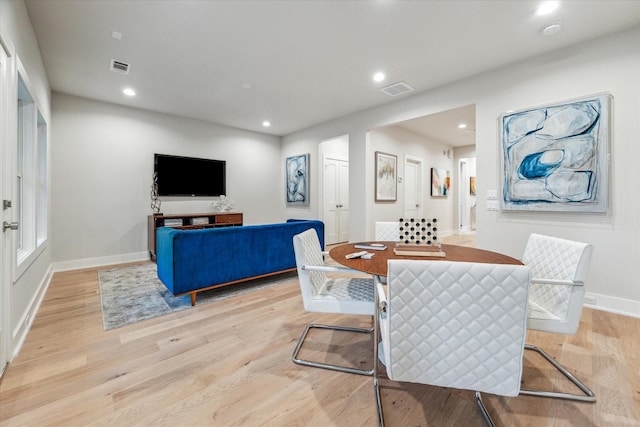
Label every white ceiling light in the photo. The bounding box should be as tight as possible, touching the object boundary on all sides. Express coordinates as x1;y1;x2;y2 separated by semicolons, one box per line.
458;123;467;129
262;121;271;127
536;1;559;16
373;72;386;82
122;88;136;96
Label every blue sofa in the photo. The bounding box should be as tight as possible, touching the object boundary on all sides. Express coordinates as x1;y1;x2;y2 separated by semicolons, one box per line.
156;219;324;305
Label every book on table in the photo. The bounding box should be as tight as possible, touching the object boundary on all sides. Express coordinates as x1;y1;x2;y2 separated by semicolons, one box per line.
354;243;388;251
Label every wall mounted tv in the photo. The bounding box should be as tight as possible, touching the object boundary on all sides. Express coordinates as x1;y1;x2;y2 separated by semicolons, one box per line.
154;153;226;197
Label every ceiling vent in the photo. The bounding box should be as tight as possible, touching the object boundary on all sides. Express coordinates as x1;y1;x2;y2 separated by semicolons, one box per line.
380;81;414;97
110;59;131;75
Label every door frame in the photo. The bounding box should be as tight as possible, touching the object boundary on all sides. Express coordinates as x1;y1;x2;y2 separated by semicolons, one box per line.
0;35;16;375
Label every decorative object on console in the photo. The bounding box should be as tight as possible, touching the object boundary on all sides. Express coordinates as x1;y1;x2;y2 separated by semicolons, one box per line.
211;195;235;212
431;168;450;197
375;151;397;201
286;153;309;206
500;93;611;212
150;172;162;214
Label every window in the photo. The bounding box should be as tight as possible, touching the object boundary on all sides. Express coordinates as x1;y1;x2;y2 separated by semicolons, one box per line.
16;74;47;269
37;112;47;245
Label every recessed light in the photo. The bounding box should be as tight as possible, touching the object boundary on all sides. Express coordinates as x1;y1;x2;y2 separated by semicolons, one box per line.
458;123;467;129
122;88;136;97
542;22;562;35
373;72;386;82
262;121;271;127
536;1;558;16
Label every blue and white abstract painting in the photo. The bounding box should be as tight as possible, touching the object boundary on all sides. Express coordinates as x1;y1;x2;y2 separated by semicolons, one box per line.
286;153;309;206
500;94;610;212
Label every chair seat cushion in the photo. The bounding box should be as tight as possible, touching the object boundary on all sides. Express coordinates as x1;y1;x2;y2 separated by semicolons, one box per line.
528;299;562;321
307;277;375;315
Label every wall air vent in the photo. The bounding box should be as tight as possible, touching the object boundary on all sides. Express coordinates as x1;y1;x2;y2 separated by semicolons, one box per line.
380;81;415;97
110;59;131;75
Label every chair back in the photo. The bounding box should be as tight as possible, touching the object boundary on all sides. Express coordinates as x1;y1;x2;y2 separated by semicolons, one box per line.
382;259;530;397
522;233;593;334
523;233;592;283
375;221;399;241
293;229;326;308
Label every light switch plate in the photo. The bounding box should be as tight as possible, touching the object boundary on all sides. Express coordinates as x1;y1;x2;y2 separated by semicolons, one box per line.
486;201;500;211
486;190;497;200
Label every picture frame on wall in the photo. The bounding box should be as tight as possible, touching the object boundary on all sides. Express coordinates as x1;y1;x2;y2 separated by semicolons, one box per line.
470;176;476;196
286;153;309;206
500;93;611;212
431;167;450;197
375;151;397;201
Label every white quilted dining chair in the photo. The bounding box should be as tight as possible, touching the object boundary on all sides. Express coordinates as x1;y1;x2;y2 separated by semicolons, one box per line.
292;228;375;376
375;221;400;241
520;233;595;402
373;260;530;427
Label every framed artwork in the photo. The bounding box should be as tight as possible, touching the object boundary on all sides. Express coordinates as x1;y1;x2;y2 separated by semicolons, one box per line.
431;167;450;197
500;93;611;212
375;152;397;201
470;176;476;196
286;153;309;206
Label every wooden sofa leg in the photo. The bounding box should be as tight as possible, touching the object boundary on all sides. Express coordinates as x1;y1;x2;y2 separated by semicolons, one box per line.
190;293;197;306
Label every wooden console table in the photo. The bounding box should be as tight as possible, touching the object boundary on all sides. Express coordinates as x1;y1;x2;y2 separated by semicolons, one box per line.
148;212;243;260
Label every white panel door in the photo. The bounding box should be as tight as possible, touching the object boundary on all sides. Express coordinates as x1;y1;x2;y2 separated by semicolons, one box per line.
404;158;422;219
323;158;349;245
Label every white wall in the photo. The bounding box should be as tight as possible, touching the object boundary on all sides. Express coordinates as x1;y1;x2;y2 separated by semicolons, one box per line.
368;126;456;236
283;27;640;316
51;93;282;267
0;0;53;357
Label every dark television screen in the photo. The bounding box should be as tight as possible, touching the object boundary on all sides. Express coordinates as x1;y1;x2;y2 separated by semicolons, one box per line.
154;153;226;197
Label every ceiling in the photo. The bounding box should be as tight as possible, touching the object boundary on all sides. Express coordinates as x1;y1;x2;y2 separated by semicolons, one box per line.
24;1;640;139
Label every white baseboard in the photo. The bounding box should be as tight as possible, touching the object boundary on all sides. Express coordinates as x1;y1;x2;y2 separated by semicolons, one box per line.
52;251;150;273
12;264;54;360
584;292;640;319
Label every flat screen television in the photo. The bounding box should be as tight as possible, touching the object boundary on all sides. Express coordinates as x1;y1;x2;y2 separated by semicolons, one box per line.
154;153;226;197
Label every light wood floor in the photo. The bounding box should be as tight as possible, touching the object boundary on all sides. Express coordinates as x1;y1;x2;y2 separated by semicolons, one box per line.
1;238;638;426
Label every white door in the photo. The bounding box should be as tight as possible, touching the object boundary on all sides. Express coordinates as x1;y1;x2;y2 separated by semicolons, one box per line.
404;157;422;219
459;160;468;231
323;158;349;245
0;42;12;376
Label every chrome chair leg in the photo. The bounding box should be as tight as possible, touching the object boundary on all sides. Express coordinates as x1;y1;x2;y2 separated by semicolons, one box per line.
475;392;496;427
520;344;596;402
292;322;374;376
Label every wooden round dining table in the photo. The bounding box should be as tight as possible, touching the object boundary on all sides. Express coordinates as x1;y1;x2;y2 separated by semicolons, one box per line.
328;241;522;276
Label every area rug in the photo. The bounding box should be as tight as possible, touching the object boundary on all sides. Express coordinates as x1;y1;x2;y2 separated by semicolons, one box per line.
98;263;295;330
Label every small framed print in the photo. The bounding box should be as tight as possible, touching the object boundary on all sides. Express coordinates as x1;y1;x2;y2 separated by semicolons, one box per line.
286;153;309;206
431;167;450;197
375;152;397;201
